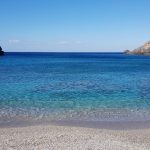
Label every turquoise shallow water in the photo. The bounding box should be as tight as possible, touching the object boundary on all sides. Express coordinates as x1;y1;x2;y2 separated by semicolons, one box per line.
0;52;150;122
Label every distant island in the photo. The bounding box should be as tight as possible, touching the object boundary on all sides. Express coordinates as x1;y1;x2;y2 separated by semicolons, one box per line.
0;46;4;56
125;41;150;55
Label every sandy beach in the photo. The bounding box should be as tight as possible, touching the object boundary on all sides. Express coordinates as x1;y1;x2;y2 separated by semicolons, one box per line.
0;124;150;150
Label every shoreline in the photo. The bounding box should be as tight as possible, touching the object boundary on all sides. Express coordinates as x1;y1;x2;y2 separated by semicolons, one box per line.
1;111;150;149
1;119;150;130
1;108;150;129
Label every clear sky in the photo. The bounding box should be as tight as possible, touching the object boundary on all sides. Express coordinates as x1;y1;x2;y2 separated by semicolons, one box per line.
1;0;150;52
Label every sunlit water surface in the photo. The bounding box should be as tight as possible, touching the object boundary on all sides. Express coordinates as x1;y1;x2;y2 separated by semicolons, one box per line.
0;52;150;123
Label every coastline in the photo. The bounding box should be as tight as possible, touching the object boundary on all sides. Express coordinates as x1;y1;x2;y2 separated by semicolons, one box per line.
1;107;150;130
1;119;150;130
1;123;150;150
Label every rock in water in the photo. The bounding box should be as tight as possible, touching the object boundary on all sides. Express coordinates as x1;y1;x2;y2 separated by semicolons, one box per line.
0;46;4;56
124;41;150;55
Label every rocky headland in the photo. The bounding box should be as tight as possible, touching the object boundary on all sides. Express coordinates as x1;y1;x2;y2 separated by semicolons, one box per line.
0;46;4;56
125;41;150;55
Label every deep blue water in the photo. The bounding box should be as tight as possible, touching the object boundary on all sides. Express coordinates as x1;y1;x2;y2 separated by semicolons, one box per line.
0;52;150;122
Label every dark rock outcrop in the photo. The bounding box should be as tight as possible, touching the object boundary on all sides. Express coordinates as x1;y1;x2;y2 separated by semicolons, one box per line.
124;50;130;54
0;46;4;56
124;41;150;55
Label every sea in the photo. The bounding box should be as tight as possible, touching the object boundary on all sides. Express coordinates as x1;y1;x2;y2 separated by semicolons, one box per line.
0;52;150;124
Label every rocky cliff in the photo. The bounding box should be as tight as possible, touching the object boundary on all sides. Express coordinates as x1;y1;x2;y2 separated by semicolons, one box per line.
125;41;150;55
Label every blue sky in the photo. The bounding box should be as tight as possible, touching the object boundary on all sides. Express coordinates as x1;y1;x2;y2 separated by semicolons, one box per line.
1;0;150;52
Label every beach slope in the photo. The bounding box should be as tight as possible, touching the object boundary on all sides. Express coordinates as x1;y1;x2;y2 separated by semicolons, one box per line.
0;124;150;150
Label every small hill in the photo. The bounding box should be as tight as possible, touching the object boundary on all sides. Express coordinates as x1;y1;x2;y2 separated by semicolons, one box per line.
125;41;150;55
